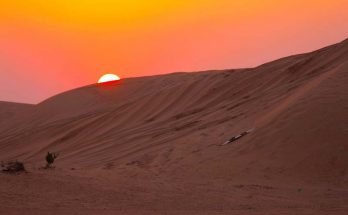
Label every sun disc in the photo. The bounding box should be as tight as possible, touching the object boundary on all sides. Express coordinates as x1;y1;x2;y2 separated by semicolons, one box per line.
98;74;121;83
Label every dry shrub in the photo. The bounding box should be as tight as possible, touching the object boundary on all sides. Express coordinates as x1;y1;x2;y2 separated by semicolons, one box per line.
1;161;26;174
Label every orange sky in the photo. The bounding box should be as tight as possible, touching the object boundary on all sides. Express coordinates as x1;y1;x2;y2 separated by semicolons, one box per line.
1;0;348;103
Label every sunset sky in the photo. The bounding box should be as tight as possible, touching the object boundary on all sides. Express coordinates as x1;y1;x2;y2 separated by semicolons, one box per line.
1;0;348;103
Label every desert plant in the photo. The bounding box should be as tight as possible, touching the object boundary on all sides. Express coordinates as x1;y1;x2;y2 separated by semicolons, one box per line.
45;152;59;168
1;161;26;173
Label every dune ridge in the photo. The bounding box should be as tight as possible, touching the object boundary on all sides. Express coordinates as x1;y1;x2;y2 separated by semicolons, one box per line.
1;38;348;214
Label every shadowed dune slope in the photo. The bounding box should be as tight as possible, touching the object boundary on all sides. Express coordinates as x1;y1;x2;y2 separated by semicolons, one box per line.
0;101;34;129
0;38;348;186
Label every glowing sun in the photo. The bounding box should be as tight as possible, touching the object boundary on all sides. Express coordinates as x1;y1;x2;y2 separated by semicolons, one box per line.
98;74;121;83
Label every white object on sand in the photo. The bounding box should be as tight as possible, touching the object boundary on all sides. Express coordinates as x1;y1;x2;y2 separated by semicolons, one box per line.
222;128;255;146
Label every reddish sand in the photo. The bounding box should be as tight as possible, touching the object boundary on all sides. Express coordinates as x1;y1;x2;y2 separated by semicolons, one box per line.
1;38;348;214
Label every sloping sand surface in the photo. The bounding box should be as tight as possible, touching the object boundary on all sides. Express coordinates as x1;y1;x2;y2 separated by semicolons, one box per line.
0;102;34;130
1;38;348;214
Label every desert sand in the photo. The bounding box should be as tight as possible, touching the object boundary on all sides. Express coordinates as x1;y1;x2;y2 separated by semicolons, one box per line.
1;38;348;214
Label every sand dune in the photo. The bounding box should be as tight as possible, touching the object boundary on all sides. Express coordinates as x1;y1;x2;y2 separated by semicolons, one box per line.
0;101;34;131
1;38;348;214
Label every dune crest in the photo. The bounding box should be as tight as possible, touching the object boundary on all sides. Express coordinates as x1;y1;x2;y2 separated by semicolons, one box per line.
1;38;348;214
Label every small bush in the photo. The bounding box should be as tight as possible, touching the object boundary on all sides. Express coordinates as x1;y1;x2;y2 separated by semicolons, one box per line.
1;161;26;173
45;152;59;168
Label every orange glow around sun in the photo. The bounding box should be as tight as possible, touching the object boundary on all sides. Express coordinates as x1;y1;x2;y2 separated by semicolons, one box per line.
98;74;121;83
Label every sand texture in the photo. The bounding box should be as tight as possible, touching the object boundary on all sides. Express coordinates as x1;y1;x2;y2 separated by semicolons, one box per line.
1;38;348;214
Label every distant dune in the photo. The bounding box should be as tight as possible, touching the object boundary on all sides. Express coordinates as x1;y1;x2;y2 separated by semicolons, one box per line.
1;38;348;214
0;101;34;129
